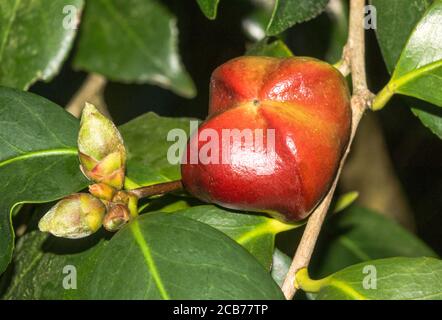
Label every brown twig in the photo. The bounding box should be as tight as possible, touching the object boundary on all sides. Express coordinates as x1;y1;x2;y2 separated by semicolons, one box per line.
128;180;183;199
281;0;374;300
65;73;110;118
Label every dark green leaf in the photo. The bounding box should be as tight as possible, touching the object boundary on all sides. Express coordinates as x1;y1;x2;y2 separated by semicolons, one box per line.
4;213;284;299
172;205;300;269
246;38;293;58
119;112;196;187
389;0;442;107
90;214;283;299
74;0;195;98
310;257;442;300
371;0;442;138
266;0;329;36
0;230;106;299
0;0;84;89
411;102;442;139
311;206;437;278
0;87;88;274
196;0;220;20
371;0;431;72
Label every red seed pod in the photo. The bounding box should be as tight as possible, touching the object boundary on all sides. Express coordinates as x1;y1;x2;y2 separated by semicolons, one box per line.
181;56;351;222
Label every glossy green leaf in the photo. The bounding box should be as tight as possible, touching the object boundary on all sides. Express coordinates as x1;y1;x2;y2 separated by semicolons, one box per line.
371;0;442;138
0;0;84;89
370;0;431;73
172;205;300;269
196;0;220;20
120;112;195;187
311;206;437;278
3;213;284;299
266;0;328;36
0;87;88;274
388;0;442;107
305;257;442;300
74;0;195;98
91;214;283;299
246;38;293;58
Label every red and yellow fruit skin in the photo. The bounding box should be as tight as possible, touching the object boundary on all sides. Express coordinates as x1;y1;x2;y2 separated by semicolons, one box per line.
181;56;352;222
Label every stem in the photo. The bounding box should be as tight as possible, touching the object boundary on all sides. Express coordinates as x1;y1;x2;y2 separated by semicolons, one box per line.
281;0;374;300
65;73;110;118
128;180;183;199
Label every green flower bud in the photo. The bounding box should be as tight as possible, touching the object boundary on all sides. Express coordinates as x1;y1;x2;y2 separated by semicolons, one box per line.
78;103;126;189
112;190;139;218
103;203;130;232
89;183;116;201
38;193;106;239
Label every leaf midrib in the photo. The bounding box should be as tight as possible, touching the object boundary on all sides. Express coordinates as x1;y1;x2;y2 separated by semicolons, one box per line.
327;279;368;300
130;220;170;300
392;58;442;91
235;219;297;245
0;148;77;168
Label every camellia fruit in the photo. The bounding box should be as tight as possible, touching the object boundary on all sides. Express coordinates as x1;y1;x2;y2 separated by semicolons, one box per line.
181;56;352;222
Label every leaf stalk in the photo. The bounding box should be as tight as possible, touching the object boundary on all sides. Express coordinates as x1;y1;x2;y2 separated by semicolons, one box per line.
372;82;395;111
294;268;330;293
